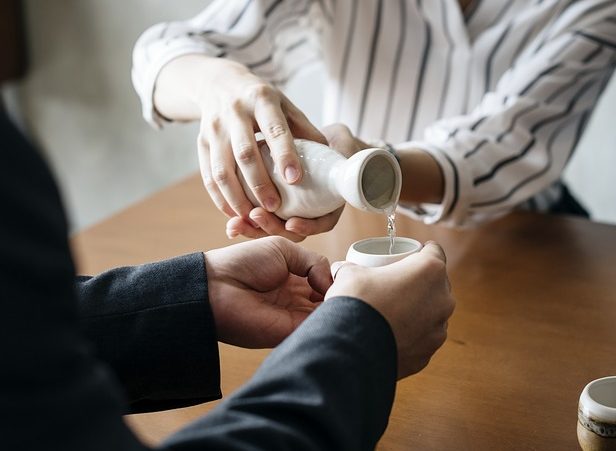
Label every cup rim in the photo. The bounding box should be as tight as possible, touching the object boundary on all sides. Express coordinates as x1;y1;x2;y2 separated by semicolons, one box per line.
350;236;422;256
579;376;616;422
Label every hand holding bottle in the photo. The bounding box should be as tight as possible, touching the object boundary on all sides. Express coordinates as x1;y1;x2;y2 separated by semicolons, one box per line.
154;54;327;220
226;124;372;241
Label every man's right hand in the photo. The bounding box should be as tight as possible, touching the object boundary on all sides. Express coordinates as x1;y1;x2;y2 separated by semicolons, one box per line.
326;242;455;380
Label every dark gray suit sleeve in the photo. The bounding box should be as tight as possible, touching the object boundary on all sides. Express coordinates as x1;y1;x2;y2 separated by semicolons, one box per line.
75;253;222;413
1;113;146;451
1;113;398;450
164;296;398;451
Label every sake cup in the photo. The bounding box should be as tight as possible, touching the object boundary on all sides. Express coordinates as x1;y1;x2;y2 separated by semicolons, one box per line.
345;236;422;267
578;376;616;451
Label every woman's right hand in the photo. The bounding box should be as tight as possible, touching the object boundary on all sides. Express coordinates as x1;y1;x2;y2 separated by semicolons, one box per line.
225;124;369;242
156;55;327;221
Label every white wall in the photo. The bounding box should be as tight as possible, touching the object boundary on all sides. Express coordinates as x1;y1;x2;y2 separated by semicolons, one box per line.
11;1;616;230
564;75;616;225
15;0;208;231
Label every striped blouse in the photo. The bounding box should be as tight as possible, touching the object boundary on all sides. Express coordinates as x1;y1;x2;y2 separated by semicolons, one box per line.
132;0;616;226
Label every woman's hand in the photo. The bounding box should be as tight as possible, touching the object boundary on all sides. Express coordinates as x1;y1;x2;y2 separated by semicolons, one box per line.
225;124;370;241
157;55;327;221
204;236;332;348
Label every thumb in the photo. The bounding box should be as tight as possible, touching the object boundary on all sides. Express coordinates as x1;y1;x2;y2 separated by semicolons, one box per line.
276;239;332;295
418;241;447;264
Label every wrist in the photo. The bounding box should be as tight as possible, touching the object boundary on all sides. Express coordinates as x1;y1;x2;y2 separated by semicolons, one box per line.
396;147;444;204
155;54;214;121
193;57;252;107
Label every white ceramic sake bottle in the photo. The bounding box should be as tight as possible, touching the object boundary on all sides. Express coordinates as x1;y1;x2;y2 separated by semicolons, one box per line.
239;139;402;220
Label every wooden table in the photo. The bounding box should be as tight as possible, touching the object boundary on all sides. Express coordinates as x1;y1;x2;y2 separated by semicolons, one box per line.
72;174;616;450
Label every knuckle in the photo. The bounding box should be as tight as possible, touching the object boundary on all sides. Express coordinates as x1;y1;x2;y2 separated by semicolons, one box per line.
247;83;275;102
202;176;218;192
228;98;244;114
251;181;274;195
264;122;288;140
212;165;232;185
316;254;329;268
235;142;257;164
208;115;223;134
421;256;447;275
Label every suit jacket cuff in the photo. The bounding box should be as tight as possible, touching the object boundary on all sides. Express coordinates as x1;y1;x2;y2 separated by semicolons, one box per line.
76;252;221;413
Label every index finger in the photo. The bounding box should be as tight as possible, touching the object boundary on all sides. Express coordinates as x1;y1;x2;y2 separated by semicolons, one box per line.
254;97;302;185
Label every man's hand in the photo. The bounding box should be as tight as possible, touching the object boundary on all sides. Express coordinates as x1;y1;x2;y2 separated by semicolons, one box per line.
204;236;332;348
326;242;455;379
226;124;369;241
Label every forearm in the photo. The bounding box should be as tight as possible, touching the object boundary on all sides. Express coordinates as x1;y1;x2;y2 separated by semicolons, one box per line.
154;54;251;122
164;297;397;450
397;146;445;205
154;54;216;121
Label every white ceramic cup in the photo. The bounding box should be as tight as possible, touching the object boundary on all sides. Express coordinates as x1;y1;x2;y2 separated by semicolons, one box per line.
578;376;616;451
345;236;422;267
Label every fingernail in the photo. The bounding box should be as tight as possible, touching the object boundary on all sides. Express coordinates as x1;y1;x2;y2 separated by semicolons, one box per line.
264;197;279;212
226;229;238;239
285;223;301;234
284;165;300;183
250;213;266;227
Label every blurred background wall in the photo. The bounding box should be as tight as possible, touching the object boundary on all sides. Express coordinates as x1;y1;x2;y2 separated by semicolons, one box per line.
4;0;615;231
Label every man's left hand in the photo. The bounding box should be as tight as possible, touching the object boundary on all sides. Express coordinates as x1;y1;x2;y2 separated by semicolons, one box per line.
204;236;332;348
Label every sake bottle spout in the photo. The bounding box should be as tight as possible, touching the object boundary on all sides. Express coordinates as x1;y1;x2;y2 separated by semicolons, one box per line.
334;148;402;214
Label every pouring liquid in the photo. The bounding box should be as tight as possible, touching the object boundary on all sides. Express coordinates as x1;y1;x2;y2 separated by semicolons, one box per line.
386;206;397;255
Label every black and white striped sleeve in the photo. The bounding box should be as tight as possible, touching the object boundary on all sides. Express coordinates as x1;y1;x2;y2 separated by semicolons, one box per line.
399;0;616;227
132;0;323;128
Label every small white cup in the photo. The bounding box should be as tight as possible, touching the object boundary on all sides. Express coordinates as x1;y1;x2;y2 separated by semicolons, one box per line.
578;376;616;451
345;236;422;267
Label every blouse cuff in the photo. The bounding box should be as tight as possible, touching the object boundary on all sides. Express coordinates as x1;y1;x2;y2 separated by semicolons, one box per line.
133;41;222;129
395;140;472;227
